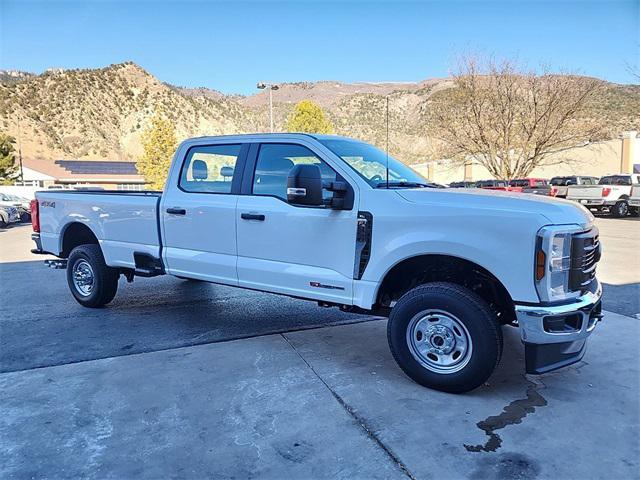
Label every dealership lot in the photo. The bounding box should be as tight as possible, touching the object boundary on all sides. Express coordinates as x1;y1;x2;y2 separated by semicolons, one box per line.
1;216;638;479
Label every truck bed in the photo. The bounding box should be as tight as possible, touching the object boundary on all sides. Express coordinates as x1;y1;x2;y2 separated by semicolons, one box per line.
36;190;163;269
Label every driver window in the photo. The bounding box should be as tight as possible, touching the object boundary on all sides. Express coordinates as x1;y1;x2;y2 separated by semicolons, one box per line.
253;143;337;201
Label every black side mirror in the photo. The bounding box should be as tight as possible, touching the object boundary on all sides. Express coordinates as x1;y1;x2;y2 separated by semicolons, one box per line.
287;164;323;206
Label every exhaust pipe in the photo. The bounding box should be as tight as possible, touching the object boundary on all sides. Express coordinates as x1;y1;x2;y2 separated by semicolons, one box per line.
44;259;68;269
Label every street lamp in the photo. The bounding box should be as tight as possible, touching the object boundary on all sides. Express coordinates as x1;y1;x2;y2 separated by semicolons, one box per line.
257;82;279;133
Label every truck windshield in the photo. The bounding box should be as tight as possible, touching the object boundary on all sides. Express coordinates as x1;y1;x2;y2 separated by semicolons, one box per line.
318;138;429;188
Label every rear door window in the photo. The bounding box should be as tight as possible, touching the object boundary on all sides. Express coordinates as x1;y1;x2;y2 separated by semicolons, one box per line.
179;144;242;193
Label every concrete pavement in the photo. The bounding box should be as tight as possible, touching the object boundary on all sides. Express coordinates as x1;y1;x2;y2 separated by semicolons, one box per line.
2;313;638;479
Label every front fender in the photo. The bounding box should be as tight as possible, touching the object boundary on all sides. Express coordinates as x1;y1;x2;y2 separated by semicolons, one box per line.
361;225;541;306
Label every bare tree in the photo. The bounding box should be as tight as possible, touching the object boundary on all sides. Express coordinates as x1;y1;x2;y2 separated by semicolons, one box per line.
426;57;605;179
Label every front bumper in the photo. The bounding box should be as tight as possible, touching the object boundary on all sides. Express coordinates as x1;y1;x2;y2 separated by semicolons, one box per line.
515;284;603;374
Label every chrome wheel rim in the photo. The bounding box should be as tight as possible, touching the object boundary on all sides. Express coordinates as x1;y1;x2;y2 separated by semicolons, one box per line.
406;309;473;374
72;259;94;297
618;203;628;216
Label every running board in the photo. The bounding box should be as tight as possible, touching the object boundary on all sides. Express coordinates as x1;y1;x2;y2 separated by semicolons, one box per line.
133;252;165;277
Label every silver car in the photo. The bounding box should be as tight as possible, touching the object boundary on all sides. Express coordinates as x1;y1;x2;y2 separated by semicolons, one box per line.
0;206;21;228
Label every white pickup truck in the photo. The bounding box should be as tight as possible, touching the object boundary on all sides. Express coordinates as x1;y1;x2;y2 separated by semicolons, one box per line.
566;174;640;217
629;185;640;216
30;134;603;393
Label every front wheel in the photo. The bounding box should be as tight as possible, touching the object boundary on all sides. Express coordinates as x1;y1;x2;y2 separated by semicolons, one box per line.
387;282;503;393
66;244;119;308
611;200;629;218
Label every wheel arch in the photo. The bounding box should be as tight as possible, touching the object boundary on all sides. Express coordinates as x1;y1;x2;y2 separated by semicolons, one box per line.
60;222;100;258
374;253;516;324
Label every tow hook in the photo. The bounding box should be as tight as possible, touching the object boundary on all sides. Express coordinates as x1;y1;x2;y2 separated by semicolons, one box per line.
44;259;68;269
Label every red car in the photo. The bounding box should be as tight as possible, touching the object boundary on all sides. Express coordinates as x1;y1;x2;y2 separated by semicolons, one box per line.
509;178;552;195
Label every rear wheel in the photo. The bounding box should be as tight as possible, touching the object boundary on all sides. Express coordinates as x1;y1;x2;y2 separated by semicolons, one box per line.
611;200;629;218
387;282;503;393
67;244;119;308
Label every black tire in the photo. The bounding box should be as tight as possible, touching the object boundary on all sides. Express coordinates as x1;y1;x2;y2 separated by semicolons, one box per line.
387;282;503;394
611;200;629;218
66;244;119;308
0;218;6;228
20;212;31;223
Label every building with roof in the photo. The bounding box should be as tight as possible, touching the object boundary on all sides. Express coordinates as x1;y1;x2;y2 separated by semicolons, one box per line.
18;158;147;190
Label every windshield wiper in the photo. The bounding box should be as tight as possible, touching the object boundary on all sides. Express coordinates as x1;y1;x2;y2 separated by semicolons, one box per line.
375;181;436;188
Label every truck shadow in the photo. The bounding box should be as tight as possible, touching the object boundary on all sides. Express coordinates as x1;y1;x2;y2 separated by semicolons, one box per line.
0;260;374;373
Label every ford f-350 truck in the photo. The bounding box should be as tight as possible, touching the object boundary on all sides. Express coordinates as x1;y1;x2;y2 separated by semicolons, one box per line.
31;134;603;393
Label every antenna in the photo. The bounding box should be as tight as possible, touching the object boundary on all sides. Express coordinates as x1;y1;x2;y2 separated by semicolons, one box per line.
385;95;389;189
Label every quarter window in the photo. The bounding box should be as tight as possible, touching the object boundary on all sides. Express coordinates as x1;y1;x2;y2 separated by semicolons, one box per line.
252;143;337;201
180;144;241;193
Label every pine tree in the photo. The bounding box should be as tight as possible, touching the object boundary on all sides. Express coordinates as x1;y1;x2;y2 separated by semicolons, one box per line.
137;113;177;190
0;133;17;184
285;100;334;134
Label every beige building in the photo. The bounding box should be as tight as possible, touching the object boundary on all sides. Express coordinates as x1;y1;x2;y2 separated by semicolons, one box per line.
414;132;639;184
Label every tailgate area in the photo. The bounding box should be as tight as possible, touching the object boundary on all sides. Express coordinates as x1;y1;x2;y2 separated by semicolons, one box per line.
567;186;603;199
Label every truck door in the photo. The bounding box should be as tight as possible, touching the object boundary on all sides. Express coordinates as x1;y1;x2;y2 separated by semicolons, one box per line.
161;143;248;285
236;142;358;304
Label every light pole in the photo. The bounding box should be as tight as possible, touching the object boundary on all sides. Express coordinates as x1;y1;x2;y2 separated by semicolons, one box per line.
17;118;24;185
257;82;279;132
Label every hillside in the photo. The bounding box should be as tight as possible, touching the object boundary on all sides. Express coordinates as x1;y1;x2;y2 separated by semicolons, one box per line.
0;62;638;164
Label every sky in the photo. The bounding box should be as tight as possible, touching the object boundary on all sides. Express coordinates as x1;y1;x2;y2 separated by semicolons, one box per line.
1;0;638;94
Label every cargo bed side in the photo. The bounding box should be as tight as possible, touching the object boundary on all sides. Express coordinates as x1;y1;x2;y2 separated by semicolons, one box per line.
35;190;162;269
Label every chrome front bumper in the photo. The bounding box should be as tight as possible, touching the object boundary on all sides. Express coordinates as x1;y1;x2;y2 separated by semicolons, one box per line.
515;283;603;374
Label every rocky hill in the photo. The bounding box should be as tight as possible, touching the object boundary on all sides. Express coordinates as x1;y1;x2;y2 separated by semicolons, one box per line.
1;62;638;164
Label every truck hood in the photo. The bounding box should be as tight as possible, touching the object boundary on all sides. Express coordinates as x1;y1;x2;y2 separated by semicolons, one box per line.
396;188;594;227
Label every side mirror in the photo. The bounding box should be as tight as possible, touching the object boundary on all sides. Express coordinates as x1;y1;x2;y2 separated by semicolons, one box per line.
287;164;323;206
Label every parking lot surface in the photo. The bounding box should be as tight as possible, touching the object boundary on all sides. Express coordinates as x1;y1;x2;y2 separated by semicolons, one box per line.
1;215;639;479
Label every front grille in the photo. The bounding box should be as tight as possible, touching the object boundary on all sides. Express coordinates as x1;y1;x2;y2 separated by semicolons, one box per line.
569;230;600;292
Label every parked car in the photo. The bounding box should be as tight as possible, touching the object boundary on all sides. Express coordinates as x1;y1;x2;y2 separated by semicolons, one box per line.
0;205;21;228
566;174;640;217
0;193;32;222
549;176;599;198
449;181;476;188
30;134;603;393
508;178;552;196
475;179;524;192
629;185;640;216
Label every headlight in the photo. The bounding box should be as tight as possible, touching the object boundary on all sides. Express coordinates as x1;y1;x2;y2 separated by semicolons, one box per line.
535;225;582;302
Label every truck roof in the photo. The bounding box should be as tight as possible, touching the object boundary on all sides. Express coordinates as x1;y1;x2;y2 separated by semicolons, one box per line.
180;133;360;143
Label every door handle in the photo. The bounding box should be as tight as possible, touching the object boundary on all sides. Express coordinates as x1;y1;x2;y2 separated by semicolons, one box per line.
241;213;265;221
166;207;186;215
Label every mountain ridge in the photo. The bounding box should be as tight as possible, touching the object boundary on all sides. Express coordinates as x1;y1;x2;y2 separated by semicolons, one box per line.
1;62;638;164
